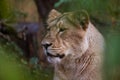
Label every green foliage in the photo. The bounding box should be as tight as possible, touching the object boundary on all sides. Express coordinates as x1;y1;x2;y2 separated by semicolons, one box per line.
103;28;120;80
0;0;28;23
0;0;12;19
107;0;120;19
55;0;107;12
55;0;120;24
0;39;24;80
54;0;71;7
0;39;53;80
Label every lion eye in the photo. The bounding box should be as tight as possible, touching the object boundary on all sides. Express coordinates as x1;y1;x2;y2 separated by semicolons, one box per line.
59;28;67;32
47;28;50;31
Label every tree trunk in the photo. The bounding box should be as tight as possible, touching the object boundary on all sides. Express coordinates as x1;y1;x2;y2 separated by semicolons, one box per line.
34;0;58;22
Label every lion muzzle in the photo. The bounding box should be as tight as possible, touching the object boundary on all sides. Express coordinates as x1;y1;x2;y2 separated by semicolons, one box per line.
47;52;65;58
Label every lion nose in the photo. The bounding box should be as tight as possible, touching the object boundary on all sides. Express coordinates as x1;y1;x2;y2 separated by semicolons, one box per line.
42;42;52;49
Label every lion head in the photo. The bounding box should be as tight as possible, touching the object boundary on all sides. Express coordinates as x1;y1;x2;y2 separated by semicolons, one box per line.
41;9;90;64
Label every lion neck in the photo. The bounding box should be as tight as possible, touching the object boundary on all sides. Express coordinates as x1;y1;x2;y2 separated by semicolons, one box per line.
54;49;96;80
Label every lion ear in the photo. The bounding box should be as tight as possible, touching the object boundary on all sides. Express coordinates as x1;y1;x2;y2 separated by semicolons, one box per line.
74;10;89;30
47;9;62;24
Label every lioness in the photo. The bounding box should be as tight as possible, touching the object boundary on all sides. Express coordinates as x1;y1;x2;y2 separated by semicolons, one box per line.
41;9;104;80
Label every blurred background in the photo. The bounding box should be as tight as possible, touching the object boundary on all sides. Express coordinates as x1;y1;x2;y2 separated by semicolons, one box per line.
0;0;120;80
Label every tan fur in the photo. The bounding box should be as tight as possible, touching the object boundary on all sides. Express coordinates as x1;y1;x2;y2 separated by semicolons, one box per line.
41;9;104;80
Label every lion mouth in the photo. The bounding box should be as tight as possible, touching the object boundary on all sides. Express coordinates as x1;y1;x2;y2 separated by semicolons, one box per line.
46;52;65;58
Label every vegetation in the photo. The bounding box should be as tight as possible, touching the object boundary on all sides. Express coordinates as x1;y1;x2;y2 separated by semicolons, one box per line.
0;38;53;80
56;0;120;19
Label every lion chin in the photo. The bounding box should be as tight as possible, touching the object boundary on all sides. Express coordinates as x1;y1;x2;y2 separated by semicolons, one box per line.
47;56;61;64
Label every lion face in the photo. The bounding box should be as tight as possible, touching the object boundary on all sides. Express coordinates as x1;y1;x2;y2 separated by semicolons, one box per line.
41;9;89;64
